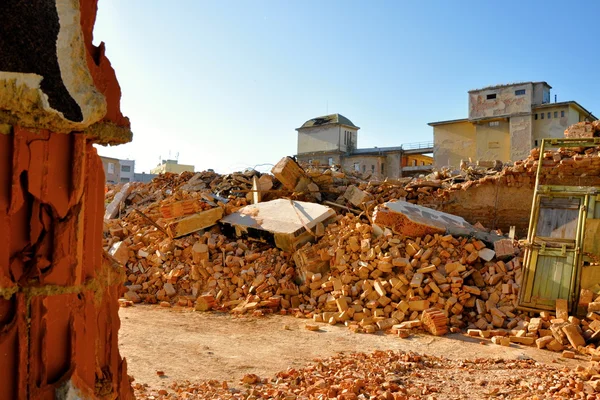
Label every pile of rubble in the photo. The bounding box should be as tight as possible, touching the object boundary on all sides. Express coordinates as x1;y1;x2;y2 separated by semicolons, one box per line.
565;120;600;139
133;349;600;399
105;121;600;360
290;213;519;337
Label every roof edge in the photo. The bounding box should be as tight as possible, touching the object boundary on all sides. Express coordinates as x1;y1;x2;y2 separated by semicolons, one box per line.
428;118;469;126
468;81;551;93
533;101;597;120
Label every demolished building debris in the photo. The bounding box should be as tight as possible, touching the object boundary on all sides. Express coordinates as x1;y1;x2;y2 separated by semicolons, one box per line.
105;121;600;364
220;199;336;252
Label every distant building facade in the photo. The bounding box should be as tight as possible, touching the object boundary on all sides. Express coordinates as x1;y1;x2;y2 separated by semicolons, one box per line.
99;156;121;184
134;172;158;183
150;159;195;175
295;114;433;178
99;156;159;184
119;159;135;183
429;82;597;168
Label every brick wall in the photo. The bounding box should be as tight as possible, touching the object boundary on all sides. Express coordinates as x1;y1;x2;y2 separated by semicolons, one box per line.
0;128;133;399
437;183;534;237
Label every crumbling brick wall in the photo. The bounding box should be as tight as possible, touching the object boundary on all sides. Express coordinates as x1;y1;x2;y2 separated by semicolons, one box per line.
437;183;533;236
0;129;132;399
0;0;133;398
435;146;600;237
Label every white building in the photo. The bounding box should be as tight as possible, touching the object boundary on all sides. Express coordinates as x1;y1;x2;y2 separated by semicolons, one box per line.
119;159;135;183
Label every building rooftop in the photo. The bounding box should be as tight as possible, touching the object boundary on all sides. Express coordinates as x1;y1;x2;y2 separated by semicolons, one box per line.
468;81;551;93
98;155;120;162
533;101;597;120
297;113;359;130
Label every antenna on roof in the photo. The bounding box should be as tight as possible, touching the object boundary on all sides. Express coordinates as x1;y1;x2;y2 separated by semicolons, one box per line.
555;94;557;103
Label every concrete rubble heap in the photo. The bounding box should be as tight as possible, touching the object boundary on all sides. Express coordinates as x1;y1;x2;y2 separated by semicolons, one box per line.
0;0;134;398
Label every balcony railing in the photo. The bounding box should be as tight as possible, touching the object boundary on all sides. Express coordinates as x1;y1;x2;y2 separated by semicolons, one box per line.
402;141;434;150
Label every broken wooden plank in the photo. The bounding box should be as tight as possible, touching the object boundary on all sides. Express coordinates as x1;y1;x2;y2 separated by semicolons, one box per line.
165;207;224;238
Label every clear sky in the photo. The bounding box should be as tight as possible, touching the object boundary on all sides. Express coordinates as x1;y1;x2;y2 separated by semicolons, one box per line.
93;0;600;174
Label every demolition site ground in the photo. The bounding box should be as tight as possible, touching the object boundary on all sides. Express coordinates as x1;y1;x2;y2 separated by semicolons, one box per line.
121;307;598;399
102;125;600;399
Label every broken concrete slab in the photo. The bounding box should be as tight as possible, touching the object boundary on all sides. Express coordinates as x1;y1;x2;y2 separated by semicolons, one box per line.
104;183;132;220
478;248;496;262
372;200;502;244
220;199;336;252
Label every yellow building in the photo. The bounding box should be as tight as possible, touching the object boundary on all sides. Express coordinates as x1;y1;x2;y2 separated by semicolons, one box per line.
429;82;596;168
150;159;195;174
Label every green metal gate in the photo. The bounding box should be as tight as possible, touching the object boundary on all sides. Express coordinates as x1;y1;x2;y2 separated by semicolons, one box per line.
519;138;600;314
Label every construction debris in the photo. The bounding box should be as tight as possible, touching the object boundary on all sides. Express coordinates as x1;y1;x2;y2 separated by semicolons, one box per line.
133;349;600;399
220;199;336;251
373;200;502;243
564;120;600;138
106;128;600;361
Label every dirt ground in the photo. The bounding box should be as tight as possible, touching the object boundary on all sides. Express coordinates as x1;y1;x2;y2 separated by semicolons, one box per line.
119;305;585;395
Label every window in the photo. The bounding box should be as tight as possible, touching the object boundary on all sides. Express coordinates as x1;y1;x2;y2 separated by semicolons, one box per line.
107;162;114;174
534;140;538;147
541;113;544;119
421;161;425;166
412;159;417;166
381;164;385;174
547;112;551;119
328;157;333;166
515;89;526;96
489;121;500;127
120;177;130;183
371;165;375;173
486;93;497;100
362;165;366;173
561;111;565;118
121;165;131;172
354;163;360;172
535;114;538;120
554;111;558;118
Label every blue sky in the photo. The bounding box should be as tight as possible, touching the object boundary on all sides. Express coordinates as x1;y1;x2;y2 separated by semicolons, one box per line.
94;0;600;173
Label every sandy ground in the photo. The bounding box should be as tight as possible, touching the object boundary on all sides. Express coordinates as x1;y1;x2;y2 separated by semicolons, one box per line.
119;305;585;394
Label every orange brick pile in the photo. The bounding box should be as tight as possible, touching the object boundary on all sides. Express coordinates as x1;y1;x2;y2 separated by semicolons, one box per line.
564;120;600;138
290;214;525;335
133;350;600;399
467;298;600;359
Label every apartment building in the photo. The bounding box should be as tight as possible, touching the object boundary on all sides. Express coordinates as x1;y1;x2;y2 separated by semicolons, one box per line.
295;114;433;178
429;82;596;168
